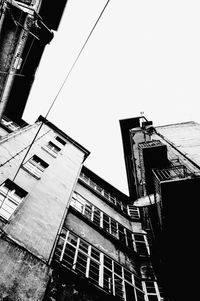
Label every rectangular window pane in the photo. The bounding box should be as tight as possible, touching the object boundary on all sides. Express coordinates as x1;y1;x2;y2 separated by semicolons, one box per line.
134;234;145;242
89;259;100;285
145;281;156;293
111;219;118;238
0;180;27;220
79;241;89;254
62;243;76;268
23;155;48;178
135;242;148;256
103;214;110;233
126;230;133;248
118;224;126;245
134;234;148;255
55;136;66;145
134;276;143;291
110;195;116;204
128;205;140;219
103;267;113;292
125;282;136;301
91;248;100;261
75;252;87;276
47;142;61;152
136;289;145;301
116;199;122;209
104;255;112;270
84;203;92;220
67;233;78;246
114;275;124;299
93;207;101;227
124;269;132;283
114;262;122;276
122;204;128;215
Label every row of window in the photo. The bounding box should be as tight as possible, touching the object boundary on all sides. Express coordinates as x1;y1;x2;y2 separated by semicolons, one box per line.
71;192;150;256
79;172;140;219
54;229;162;301
23;136;67;178
0;134;67;220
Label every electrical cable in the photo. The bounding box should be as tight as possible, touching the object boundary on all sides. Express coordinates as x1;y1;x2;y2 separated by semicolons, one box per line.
11;0;111;182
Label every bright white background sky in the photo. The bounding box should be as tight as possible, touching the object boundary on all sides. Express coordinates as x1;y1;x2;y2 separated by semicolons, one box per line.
23;0;200;194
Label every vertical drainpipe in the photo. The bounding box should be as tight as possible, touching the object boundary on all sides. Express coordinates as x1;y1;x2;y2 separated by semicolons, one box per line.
0;1;6;33
0;12;34;119
0;1;7;119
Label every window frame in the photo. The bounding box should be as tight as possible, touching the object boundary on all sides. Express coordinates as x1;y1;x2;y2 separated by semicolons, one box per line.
54;229;146;301
55;136;67;146
0;179;27;220
71;192;150;256
22;155;49;179
142;281;162;301
42;141;61;158
79;172;140;219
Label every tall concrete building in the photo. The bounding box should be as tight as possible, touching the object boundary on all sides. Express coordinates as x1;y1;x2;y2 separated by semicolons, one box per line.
44;165;163;301
0;115;164;300
120;116;200;300
0;115;89;299
0;0;68;122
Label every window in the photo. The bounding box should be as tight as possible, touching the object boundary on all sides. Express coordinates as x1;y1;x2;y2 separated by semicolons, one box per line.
42;141;61;157
54;229;145;301
70;192;149;256
55;136;67;146
79;173;140;220
0;179;27;220
143;281;162;301
127;205;140;219
1;116;19;132
102;213;118;238
22;155;49;179
133;234;150;256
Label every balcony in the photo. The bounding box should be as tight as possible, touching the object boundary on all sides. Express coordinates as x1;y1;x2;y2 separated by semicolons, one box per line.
152;165;187;182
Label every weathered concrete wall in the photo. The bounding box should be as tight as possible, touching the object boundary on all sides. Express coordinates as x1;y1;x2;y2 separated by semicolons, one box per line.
65;213;138;274
154;121;200;173
0;122;86;261
0;237;50;300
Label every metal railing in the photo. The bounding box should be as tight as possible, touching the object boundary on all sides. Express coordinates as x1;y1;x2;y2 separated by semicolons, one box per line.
152;165;187;182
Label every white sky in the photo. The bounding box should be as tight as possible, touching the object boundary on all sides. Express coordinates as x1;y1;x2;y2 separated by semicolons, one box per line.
23;0;200;195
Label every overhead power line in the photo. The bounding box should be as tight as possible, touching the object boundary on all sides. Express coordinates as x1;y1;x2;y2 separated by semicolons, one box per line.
12;0;111;181
45;0;111;118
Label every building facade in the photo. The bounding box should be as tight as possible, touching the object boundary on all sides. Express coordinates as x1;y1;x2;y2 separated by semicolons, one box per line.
0;0;68;122
43;165;163;301
0;115;89;299
120;116;200;300
0;114;164;300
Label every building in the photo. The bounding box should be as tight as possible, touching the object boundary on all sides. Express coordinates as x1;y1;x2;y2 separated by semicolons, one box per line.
0;115;89;299
0;114;164;300
120;116;200;300
43;165;163;301
0;0;68;122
